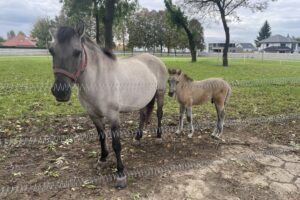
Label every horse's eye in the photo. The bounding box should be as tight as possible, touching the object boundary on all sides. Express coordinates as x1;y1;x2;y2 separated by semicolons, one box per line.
49;47;55;56
73;49;82;57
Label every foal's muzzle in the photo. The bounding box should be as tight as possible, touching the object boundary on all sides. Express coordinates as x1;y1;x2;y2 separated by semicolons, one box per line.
168;92;175;97
51;80;72;102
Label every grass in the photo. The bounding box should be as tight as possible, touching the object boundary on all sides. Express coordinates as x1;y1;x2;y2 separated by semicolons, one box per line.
0;56;299;120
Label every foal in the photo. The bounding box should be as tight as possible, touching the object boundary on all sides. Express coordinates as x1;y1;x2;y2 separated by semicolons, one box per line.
168;69;231;139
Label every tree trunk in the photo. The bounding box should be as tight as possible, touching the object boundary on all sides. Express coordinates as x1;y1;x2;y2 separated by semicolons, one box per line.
183;25;196;62
122;31;125;56
93;0;100;44
160;43;163;56
219;7;229;67
104;0;116;50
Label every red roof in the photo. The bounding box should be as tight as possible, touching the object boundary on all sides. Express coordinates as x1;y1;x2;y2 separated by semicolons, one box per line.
2;33;36;47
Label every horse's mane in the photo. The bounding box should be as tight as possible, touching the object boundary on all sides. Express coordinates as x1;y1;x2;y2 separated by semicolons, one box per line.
56;26;116;61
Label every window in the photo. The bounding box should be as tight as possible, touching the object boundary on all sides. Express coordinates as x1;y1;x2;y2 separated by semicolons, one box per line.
266;43;269;47
280;43;286;47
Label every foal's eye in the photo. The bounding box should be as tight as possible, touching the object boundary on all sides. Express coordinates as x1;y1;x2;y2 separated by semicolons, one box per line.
49;47;55;56
73;49;82;57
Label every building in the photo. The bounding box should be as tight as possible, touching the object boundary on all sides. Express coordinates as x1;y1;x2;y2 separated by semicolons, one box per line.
1;33;36;47
236;43;256;52
208;43;237;53
259;34;299;53
208;42;256;53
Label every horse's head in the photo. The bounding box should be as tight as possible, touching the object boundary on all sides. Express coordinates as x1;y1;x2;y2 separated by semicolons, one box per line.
168;68;182;97
49;22;86;102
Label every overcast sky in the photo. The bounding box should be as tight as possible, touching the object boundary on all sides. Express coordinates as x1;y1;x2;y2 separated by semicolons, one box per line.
0;0;299;44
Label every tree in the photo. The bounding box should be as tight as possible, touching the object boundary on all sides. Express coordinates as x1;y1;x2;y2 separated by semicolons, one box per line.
0;36;5;44
255;20;271;47
60;0;137;49
184;0;276;67
189;19;205;52
18;31;25;36
7;30;16;40
165;0;197;62
31;17;52;48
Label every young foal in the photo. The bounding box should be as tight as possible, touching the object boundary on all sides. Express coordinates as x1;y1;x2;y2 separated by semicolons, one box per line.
168;69;231;139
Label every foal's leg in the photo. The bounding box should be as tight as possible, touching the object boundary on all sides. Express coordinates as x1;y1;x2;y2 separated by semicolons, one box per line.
109;114;126;189
186;106;194;138
176;104;186;135
212;102;225;139
156;90;165;144
90;116;109;162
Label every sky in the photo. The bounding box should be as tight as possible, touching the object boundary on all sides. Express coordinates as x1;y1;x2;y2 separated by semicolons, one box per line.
0;0;299;44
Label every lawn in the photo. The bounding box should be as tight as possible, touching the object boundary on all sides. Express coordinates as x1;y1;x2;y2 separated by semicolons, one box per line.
0;56;299;120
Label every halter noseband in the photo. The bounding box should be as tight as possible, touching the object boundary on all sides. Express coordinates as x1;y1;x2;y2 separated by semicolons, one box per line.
53;45;88;82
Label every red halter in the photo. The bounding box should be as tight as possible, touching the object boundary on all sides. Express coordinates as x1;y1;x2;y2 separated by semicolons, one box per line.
53;45;88;82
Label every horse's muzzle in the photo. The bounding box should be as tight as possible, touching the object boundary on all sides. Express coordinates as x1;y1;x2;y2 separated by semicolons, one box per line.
51;82;72;102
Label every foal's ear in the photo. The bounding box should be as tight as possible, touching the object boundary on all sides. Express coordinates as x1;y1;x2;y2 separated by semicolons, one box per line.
75;21;85;38
176;69;182;75
168;69;173;74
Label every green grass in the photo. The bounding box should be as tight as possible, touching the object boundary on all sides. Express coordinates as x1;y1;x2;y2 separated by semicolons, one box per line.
0;56;299;120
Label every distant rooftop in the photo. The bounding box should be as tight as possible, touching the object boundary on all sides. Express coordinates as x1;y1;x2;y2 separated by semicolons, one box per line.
1;33;36;47
260;34;298;43
237;43;256;49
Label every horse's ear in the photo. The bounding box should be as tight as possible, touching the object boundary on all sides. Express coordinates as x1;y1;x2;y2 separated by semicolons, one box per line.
49;26;57;43
75;21;85;38
177;69;182;75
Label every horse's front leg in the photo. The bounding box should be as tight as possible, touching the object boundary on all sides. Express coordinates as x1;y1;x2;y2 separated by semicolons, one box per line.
111;119;126;189
156;90;165;144
186;106;194;138
90;116;109;163
176;104;186;135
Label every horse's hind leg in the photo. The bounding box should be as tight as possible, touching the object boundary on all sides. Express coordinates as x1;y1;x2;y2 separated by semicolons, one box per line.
156;89;165;143
186;106;194;138
135;96;155;144
212;102;225;139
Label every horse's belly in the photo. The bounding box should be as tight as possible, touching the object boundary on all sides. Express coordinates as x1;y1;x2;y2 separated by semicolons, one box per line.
118;80;157;112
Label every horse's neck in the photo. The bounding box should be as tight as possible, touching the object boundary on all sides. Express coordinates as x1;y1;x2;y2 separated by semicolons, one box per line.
77;45;116;92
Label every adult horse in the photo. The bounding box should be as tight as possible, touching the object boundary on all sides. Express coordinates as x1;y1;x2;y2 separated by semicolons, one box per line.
49;23;168;188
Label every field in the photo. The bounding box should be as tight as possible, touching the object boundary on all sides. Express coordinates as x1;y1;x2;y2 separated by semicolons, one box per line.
0;56;299;199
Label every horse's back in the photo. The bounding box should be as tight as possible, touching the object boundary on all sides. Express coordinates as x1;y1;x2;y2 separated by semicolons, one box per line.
131;53;168;91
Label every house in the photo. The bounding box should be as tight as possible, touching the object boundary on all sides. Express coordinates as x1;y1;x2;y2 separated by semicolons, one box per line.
1;33;36;47
208;42;256;53
259;34;299;53
208;43;237;53
236;43;256;52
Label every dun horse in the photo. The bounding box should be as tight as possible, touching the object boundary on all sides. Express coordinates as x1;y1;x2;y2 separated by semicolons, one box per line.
168;69;231;139
49;23;168;188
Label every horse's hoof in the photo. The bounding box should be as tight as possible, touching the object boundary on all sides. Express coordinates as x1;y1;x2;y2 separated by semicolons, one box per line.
175;130;181;135
155;138;163;144
115;175;127;189
132;139;141;146
188;133;193;138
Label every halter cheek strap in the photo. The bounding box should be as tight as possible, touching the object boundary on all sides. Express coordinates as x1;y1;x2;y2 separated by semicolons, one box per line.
53;44;88;82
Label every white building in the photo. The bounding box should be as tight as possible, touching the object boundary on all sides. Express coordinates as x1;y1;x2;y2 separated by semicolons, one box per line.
259;35;299;53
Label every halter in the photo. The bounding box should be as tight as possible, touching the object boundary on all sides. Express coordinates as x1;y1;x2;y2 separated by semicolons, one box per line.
53;44;88;82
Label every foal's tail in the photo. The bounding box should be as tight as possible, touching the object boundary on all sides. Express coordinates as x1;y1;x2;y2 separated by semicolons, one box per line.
224;86;232;106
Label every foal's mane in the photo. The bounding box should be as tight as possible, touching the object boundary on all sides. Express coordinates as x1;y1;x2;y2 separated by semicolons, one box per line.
56;26;116;60
182;73;193;82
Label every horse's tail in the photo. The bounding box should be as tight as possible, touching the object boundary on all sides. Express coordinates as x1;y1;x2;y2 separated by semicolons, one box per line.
145;96;156;125
224;85;232;106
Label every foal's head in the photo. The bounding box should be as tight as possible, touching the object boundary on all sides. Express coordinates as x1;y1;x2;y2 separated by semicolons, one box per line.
168;69;182;97
49;23;85;102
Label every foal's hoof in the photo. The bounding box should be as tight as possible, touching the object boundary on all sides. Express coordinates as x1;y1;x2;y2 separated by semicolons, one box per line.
155;138;163;144
187;133;194;139
115;175;127;189
211;135;225;142
175;130;181;135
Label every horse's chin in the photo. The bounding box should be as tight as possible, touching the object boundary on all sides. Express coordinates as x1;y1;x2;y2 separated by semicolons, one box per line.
55;96;71;102
168;92;175;97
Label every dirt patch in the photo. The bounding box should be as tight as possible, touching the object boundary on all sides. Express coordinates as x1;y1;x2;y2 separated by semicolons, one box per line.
0;113;299;199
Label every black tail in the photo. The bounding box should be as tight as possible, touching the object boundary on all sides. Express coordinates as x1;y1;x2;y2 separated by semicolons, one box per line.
145;96;156;125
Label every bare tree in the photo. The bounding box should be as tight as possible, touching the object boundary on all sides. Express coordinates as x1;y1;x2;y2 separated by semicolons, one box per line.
183;0;276;66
